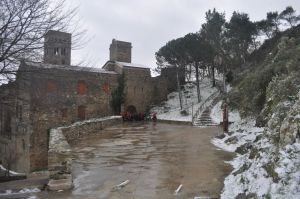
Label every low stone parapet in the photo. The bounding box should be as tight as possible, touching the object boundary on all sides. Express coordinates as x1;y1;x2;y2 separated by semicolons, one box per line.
48;128;72;191
47;116;122;191
62;116;122;144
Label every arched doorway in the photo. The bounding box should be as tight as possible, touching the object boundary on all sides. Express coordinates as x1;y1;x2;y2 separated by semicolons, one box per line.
126;105;137;114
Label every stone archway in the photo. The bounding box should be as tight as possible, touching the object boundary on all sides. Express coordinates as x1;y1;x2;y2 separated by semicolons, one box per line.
126;105;137;114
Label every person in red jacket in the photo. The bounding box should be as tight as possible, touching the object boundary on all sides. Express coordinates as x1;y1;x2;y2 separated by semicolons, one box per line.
152;112;157;122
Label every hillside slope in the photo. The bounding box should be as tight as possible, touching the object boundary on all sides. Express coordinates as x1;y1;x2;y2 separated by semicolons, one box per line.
230;25;300;120
212;25;300;198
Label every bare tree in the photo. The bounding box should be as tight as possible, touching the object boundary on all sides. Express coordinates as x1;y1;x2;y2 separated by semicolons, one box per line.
0;0;85;82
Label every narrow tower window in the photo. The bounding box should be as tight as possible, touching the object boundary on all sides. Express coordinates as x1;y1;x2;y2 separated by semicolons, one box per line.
54;48;59;55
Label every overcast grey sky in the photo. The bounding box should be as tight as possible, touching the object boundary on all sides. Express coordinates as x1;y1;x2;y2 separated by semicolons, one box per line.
66;0;300;70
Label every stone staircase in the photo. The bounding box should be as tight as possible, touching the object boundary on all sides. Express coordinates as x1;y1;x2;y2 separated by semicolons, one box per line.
193;95;221;127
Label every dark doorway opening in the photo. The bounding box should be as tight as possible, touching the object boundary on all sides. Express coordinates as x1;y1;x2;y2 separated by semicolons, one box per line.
78;105;86;120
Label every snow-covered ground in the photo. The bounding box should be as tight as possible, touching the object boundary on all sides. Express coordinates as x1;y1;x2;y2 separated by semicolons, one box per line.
151;78;218;121
210;101;241;125
0;188;40;197
210;102;300;199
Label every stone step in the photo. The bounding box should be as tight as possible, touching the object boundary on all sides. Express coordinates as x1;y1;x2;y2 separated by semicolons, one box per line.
199;113;210;116
194;121;216;125
197;119;212;122
195;123;215;126
196;122;213;124
198;117;211;120
193;95;222;127
194;123;218;127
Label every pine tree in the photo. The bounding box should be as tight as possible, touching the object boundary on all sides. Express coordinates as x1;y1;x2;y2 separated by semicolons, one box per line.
279;6;300;27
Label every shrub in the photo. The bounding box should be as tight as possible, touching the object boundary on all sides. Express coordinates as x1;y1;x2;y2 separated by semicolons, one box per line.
180;109;189;116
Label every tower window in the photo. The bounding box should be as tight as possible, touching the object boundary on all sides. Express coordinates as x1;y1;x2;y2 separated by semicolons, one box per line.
61;48;66;56
54;48;59;55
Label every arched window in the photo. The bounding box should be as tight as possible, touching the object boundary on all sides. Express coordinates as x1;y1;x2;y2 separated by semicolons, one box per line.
54;47;59;55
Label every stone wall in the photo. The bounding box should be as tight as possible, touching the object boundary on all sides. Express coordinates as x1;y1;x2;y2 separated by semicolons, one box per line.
123;67;153;113
47;116;122;190
48;128;72;191
62;116;122;144
122;66;178;113
0;75;32;173
24;63;119;172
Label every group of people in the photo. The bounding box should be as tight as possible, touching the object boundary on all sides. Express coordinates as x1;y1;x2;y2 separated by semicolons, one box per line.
121;112;146;121
120;112;157;122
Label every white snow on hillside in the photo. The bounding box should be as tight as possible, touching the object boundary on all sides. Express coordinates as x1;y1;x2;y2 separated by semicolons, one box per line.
151;78;218;121
210;103;300;199
210;101;241;125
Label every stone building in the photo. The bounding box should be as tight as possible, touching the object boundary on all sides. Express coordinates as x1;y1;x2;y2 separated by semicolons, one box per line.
0;31;177;173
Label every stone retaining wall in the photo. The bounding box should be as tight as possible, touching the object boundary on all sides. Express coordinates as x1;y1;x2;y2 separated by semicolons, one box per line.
62;116;122;144
47;116;122;191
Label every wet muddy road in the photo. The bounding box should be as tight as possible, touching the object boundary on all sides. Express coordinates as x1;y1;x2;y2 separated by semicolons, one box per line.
14;122;233;199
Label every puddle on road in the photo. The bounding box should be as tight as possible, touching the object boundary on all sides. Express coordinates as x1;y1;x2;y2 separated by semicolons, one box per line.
68;122;233;199
22;122;233;199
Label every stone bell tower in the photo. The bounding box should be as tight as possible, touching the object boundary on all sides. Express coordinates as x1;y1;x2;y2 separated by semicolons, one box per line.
44;30;71;65
109;39;132;63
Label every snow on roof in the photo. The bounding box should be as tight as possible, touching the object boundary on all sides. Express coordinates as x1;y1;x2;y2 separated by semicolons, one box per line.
115;61;150;69
24;61;117;74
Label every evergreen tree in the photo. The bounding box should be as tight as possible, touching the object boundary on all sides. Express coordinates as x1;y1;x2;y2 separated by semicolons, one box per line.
155;38;187;109
267;12;281;33
183;33;214;102
257;11;281;39
200;8;226;87
225;12;256;66
279;6;300;27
